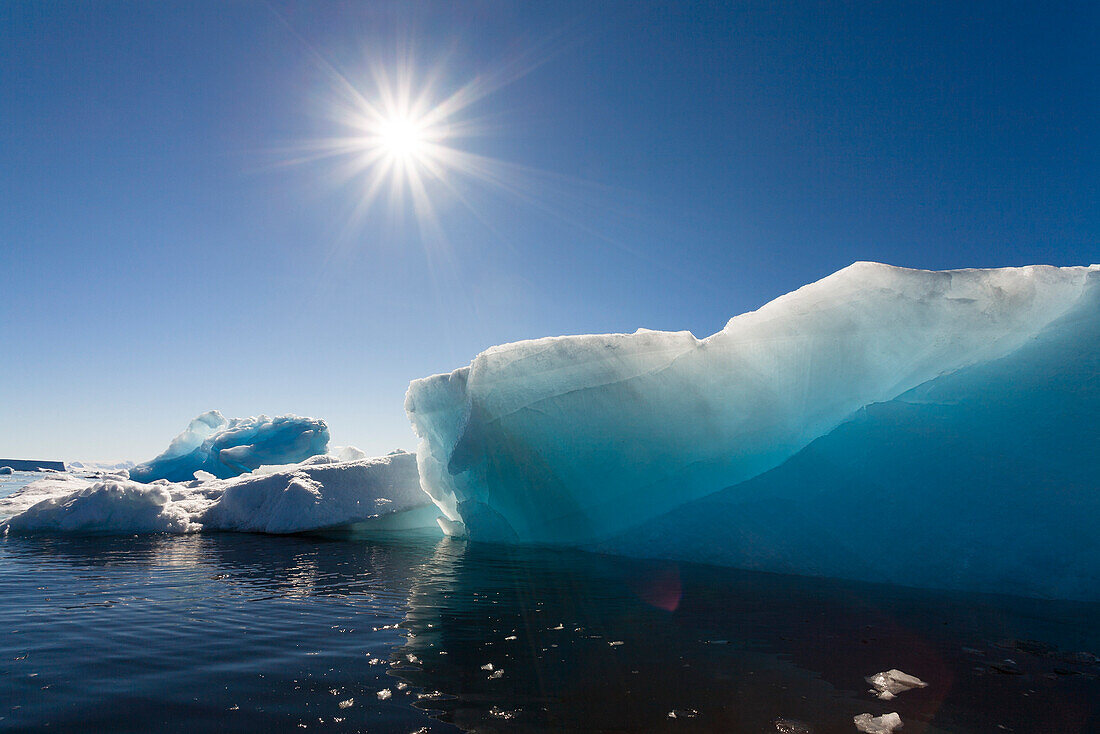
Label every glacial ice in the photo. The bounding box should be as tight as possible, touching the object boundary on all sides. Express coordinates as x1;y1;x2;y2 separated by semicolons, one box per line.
128;411;330;483
604;270;1100;600
1;450;435;536
405;262;1099;598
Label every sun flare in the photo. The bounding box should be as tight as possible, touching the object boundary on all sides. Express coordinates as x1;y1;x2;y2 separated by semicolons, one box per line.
300;52;547;230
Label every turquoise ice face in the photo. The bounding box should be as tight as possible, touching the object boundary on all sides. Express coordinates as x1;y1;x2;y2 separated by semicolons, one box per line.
406;262;1100;599
129;412;331;483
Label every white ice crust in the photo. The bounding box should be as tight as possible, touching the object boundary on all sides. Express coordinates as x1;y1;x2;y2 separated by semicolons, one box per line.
406;262;1099;546
0;451;434;536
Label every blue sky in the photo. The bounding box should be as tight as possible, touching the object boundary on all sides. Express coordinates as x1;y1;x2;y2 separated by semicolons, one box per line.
2;1;1097;461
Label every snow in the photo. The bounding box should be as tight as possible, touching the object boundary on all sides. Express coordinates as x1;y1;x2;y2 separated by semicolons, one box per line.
128;411;330;483
0;473;90;517
65;460;136;473
406;262;1099;599
1;450;435;536
201;451;429;533
0;480;198;534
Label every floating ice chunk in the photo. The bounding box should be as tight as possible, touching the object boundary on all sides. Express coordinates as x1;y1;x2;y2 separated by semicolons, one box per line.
480;663;494;671
376;689;391;700
130;412;330;483
0;480;198;534
866;669;927;700
193;470;217;482
0;467;13;475
853;712;902;733
667;709;697;719
773;719;812;734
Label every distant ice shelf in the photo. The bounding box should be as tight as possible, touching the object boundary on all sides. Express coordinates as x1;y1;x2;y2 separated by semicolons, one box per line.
406;262;1100;600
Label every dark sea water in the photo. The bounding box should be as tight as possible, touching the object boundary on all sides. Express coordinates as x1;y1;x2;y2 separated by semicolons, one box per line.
1;479;1097;732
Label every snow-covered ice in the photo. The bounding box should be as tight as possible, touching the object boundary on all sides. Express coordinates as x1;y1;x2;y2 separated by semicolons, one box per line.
406;262;1100;599
1;450;435;536
1;480;198;534
202;450;431;533
129;411;330;482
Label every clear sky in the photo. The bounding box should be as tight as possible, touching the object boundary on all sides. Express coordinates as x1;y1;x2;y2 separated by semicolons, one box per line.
1;1;1097;461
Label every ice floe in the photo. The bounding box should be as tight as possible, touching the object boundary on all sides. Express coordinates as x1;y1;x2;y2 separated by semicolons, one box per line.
853;712;903;733
865;669;927;700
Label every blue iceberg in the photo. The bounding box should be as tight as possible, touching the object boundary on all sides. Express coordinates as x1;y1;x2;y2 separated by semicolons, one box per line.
405;262;1099;599
129;411;330;483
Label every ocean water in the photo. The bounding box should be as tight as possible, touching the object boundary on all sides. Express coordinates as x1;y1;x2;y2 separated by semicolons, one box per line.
0;479;1097;732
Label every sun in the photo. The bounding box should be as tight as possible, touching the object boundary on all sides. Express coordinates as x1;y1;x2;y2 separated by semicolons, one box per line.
376;115;428;160
300;55;538;227
315;67;466;215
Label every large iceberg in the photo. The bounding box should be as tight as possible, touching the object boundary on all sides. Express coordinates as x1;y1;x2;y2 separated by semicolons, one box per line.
405;262;1099;599
128;411;330;483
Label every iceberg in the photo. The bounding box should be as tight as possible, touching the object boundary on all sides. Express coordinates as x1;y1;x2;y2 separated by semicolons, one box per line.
405;262;1099;598
1;450;436;536
128;411;330;483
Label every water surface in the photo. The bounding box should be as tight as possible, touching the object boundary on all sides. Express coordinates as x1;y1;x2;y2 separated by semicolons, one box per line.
1;529;1096;732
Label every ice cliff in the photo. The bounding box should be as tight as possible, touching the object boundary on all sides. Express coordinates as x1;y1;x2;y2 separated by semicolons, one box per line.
406;262;1099;599
129;411;330;483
